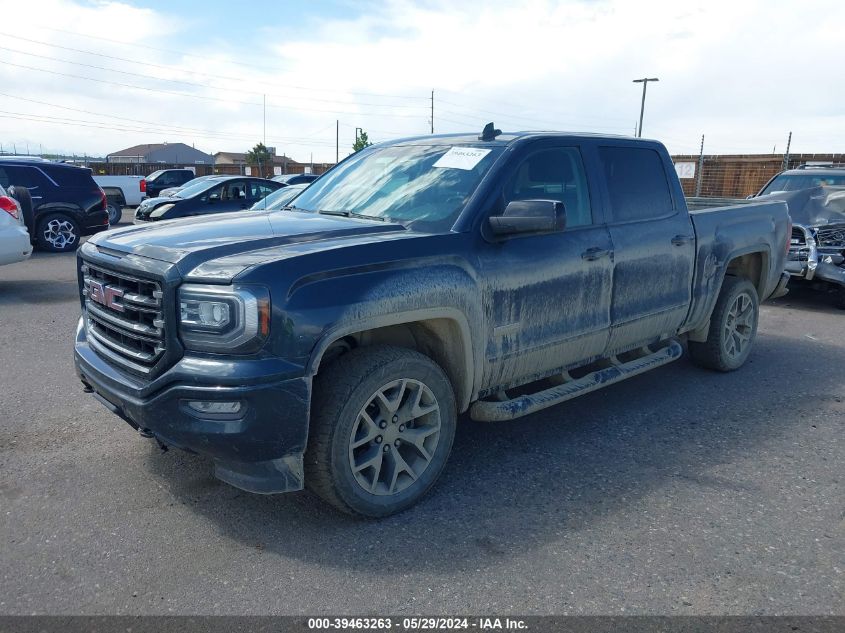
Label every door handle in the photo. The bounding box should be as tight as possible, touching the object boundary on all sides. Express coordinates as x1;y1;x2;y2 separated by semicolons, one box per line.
671;234;693;246
581;247;612;261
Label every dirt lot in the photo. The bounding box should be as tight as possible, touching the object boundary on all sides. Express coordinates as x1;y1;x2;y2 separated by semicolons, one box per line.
1;214;843;615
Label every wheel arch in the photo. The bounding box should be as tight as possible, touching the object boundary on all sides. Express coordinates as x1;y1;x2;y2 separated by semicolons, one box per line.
307;308;475;412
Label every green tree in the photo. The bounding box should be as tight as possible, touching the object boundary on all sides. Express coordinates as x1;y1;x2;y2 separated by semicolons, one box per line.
246;142;273;176
352;130;373;152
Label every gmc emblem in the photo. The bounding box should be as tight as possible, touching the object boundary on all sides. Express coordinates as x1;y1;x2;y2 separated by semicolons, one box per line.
89;281;125;312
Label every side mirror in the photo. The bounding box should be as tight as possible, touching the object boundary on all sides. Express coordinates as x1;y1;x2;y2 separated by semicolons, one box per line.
208;193;220;202
488;200;566;236
238;190;246;199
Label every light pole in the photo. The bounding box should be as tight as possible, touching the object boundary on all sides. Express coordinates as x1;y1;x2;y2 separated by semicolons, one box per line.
632;77;659;137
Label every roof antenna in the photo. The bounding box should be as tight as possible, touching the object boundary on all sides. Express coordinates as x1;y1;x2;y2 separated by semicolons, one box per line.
479;122;502;141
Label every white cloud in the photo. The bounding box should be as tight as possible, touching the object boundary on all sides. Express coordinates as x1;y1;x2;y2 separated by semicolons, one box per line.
0;0;842;161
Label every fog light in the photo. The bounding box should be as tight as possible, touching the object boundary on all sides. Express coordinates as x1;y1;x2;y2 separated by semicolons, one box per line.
186;400;242;415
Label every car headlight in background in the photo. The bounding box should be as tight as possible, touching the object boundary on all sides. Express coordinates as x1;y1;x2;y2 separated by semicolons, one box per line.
149;203;176;218
178;284;270;353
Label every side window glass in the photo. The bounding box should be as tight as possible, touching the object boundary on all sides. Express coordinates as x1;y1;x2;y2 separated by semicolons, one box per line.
599;146;674;222
6;166;47;190
505;147;593;227
0;168;9;188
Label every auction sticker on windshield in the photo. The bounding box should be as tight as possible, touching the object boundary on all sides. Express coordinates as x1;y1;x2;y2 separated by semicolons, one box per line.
433;147;491;170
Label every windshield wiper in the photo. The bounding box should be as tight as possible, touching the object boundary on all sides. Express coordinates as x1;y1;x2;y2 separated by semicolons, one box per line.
317;209;386;222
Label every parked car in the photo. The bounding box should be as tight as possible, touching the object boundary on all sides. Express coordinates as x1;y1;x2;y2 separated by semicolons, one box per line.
92;175;147;225
0;184;32;266
250;182;308;210
145;168;196;198
753;165;845;197
74;127;790;517
272;173;320;186
0;158;109;251
134;176;282;223
158;174;226;198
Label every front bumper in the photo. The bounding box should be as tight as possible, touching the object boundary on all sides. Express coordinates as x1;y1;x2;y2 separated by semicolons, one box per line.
74;317;311;494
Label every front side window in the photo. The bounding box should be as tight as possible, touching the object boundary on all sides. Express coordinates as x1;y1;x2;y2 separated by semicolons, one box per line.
599;146;674;222
505;147;593;227
291;144;503;231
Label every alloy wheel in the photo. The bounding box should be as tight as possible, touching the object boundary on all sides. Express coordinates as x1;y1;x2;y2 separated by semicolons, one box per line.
348;378;441;496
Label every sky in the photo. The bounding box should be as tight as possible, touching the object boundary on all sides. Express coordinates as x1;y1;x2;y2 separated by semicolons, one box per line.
0;0;842;163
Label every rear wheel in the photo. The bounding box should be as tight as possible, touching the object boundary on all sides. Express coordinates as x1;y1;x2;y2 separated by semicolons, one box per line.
36;213;80;252
106;201;122;225
305;346;457;517
689;276;759;371
8;186;33;235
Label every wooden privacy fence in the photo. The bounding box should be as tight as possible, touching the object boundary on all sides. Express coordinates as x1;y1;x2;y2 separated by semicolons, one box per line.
671;153;845;198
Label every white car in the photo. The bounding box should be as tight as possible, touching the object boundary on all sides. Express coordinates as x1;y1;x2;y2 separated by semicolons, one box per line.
0;184;32;266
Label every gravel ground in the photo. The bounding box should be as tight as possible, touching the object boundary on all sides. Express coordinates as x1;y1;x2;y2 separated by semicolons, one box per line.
1;212;842;615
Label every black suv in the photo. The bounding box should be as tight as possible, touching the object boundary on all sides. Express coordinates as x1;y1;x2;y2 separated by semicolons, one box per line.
0;158;109;251
145;169;196;198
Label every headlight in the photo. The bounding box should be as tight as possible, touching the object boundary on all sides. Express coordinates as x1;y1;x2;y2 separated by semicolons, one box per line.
178;284;270;353
150;203;176;218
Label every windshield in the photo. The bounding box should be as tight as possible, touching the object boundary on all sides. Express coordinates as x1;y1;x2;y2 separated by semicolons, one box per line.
291;143;503;230
173;179;218;199
761;173;845;194
251;184;306;210
146;170;164;182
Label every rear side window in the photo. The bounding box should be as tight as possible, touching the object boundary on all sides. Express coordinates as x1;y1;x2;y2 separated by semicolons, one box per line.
4;165;52;190
47;166;92;187
599;146;674;222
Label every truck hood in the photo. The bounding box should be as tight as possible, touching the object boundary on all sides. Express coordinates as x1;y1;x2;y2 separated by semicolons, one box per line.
88;210;407;274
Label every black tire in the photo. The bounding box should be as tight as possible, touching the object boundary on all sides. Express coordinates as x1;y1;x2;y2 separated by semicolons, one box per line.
106;201;122;225
835;286;845;310
8;185;33;235
688;276;759;372
36;213;81;252
305;345;457;517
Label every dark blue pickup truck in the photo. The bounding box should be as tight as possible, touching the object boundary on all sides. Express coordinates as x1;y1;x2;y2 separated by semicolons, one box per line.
74;128;791;516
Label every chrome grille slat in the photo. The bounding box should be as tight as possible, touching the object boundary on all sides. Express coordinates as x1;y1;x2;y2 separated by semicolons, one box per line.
81;261;166;375
86;301;163;339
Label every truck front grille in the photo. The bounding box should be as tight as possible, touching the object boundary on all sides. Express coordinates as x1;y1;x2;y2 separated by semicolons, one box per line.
81;262;165;376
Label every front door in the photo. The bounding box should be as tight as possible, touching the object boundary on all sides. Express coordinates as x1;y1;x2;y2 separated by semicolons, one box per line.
477;144;614;392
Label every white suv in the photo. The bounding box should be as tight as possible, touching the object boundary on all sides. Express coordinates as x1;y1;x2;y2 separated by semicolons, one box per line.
0;185;32;266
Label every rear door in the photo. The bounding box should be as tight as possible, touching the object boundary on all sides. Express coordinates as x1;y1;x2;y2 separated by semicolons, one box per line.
597;143;695;353
476;141;614;391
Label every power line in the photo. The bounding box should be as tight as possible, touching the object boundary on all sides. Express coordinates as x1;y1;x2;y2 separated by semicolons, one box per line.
26;27;425;100
0;58;428;119
0;41;425;110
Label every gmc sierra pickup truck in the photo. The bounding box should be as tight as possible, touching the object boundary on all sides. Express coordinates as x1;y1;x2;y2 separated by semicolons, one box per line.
74;128;791;517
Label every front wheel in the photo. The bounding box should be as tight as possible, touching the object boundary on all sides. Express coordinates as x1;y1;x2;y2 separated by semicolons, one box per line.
305;346;457;517
689;276;759;371
36;213;80;252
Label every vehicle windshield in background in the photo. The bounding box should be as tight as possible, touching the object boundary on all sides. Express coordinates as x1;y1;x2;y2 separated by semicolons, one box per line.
172;180;215;199
761;173;845;194
146;170;165;182
290;144;503;230
252;183;307;210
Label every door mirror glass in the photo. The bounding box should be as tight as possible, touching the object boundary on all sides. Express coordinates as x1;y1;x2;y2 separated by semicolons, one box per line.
208;193;220;202
488;199;566;236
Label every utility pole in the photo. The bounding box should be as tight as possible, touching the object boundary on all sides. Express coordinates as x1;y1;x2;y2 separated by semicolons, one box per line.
263;94;266;146
695;134;705;197
782;131;792;170
355;127;362;145
431;90;434;134
336;120;339;164
632;77;659;137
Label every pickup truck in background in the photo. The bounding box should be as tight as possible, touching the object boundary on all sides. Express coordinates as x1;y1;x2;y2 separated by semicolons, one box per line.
92;175;147;225
74;128;791;517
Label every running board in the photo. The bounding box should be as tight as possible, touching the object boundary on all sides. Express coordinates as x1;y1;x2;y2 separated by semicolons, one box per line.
470;340;684;422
